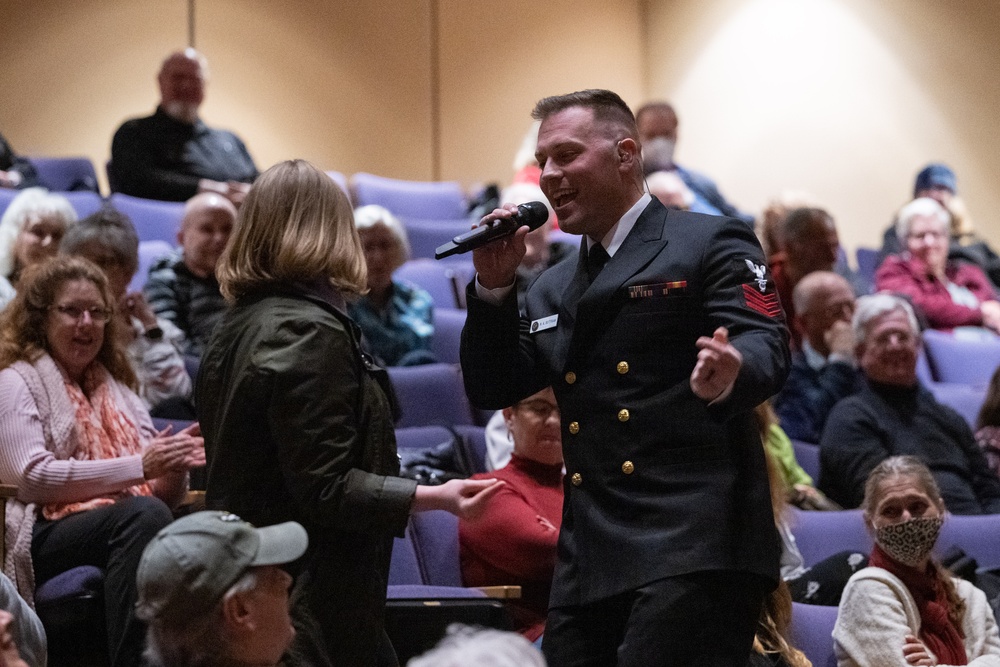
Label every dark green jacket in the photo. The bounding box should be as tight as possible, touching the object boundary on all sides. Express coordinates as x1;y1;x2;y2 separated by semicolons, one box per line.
197;286;416;665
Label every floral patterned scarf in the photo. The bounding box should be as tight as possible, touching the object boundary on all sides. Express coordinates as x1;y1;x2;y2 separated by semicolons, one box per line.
42;364;152;521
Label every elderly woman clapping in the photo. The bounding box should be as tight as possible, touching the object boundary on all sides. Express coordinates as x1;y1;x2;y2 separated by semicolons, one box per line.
0;256;205;667
834;456;1000;666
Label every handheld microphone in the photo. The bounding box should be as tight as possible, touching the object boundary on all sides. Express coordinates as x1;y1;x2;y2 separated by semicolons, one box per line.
434;201;549;260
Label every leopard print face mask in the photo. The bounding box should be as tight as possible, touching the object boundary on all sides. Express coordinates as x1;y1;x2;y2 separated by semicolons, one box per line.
874;516;944;567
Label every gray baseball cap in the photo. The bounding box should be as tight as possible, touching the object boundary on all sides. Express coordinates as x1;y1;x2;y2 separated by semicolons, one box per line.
136;511;308;624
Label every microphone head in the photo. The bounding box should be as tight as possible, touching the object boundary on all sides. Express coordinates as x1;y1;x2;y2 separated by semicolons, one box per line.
516;201;550;231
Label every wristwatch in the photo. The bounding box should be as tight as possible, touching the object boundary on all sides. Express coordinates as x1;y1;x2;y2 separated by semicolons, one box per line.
144;326;164;341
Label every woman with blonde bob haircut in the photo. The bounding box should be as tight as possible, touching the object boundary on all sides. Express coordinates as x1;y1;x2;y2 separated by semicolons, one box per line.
216;159;367;301
197;159;503;667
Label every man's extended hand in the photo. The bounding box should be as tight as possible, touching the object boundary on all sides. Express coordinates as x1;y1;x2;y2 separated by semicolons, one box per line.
472;205;530;290
691;327;742;401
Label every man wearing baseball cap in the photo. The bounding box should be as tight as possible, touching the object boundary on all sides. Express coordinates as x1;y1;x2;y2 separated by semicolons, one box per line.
136;511;308;666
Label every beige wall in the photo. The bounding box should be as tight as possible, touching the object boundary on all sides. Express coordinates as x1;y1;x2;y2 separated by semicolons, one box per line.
644;0;1000;253
2;0;998;255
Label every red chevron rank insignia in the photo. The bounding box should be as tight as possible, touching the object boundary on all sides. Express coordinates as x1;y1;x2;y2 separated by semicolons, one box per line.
743;283;780;318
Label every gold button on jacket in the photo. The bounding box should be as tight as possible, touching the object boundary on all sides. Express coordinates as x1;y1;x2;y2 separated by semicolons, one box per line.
571;472;583;486
617;409;630;422
617;361;629;374
621;461;635;474
565;371;577;384
568;421;580;434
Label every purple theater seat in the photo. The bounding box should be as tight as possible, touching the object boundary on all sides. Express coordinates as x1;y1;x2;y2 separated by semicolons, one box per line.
855;247;880;294
410;510;462;587
401;219;475;261
389;524;424;586
927;381;986;430
387;585;487;599
395;259;463;310
61;191;105;219
789;602;838;667
787;508;872;568
395;425;456;451
452;424;488;474
27;156;100;193
387;363;475;428
352;172;468;220
922;329;1000;385
937;513;1000;571
791;439;821;482
109;193;184;244
430;308;466;365
129;239;174;292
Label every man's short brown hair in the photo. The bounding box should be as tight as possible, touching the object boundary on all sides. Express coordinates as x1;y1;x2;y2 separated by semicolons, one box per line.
531;89;638;139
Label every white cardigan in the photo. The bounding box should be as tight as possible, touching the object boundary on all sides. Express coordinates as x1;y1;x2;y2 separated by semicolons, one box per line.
834;566;1000;667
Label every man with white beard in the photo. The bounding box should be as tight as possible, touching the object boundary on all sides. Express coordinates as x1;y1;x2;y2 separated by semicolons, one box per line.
636;101;752;223
110;49;258;206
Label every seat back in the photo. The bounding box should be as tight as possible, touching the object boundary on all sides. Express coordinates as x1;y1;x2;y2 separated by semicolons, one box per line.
28;156;100;193
937;513;1000;571
109;193;184;243
352;173;467;220
129;240;174;292
926;381;986;430
395;425;456;452
788;508;871;567
325;171;350;198
409;510;463;587
855;247;881;294
387;363;475;428
789;602;839;667
791;439;821;481
430;308;466;364
922;329;1000;385
388;523;424;585
395;259;463;310
60;191;105;220
401;219;474;261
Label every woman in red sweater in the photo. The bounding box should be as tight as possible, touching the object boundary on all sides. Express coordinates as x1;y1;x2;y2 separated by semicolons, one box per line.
459;387;563;641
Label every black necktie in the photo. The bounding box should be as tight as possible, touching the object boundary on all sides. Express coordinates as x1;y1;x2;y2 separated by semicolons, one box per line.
587;243;610;282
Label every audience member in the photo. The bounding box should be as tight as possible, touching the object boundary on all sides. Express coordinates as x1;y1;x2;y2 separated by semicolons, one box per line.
636;100;753;222
0;256;205;667
773;271;862;443
769;207;842;348
834;456;1000;666
755;402;838;511
818;294;1000;513
876;196;1000;336
195;160;502;666
880;164;1000;289
460;387;562;641
348;204;435;366
975;365;1000;479
407;624;547;667
0;573;44;667
61;207;193;416
110;49;258;205
501;183;572;313
644;169;698;212
748;583;811;667
756;191;816;258
0;133;39;190
144;192;235;356
0;188;76;309
136;511;308;667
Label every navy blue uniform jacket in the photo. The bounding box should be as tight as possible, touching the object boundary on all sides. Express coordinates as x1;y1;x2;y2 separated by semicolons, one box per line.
461;198;790;606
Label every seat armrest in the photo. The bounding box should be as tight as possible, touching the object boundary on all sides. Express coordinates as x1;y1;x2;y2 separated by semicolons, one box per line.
476;585;522;599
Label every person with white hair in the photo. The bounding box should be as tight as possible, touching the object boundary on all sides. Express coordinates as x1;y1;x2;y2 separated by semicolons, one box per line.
818;293;1000;513
136;511;309;667
876;197;1000;335
0;187;77;309
348;204;435;366
407;624;547;667
110;49;258;205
